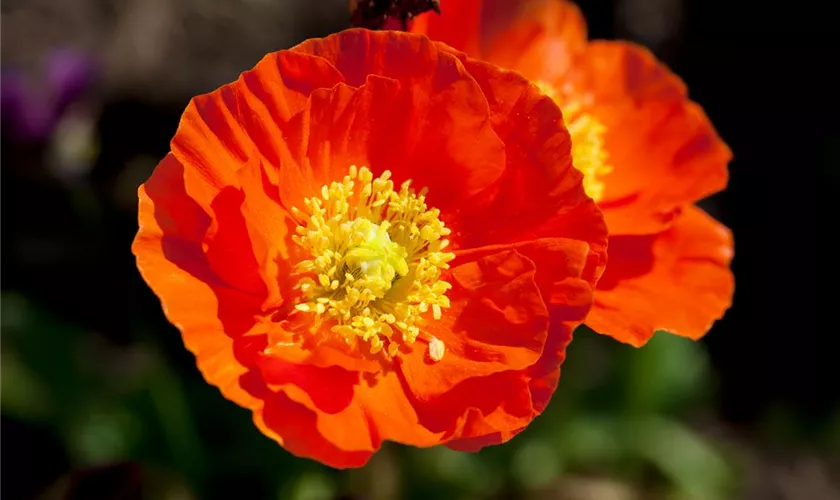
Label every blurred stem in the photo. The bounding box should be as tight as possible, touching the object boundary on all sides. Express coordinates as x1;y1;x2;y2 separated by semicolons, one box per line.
145;347;206;496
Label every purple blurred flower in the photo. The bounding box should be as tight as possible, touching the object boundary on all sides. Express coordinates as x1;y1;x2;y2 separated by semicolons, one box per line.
47;49;97;110
1;48;96;142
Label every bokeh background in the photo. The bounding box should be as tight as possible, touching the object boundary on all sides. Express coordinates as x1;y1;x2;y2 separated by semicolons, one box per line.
3;0;839;499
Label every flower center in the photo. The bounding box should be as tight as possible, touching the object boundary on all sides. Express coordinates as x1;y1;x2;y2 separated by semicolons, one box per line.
536;81;613;203
291;166;454;359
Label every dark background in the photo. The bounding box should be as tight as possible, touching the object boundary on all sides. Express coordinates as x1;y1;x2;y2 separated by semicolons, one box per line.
2;0;839;499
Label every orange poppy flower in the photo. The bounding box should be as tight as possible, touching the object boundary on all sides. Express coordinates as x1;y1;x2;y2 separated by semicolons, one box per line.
412;0;735;346
132;29;607;467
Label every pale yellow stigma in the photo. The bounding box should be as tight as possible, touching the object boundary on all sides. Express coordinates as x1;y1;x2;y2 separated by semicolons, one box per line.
535;80;613;203
427;335;445;362
291;166;454;360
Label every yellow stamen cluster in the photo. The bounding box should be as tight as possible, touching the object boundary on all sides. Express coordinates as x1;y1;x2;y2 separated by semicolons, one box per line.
535;81;614;203
291;166;455;358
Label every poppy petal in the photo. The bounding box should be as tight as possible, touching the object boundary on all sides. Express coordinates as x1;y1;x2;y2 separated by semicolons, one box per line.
289;29;506;214
258;364;444;466
399;249;549;401
586;206;735;346
436;47;608;287
353;369;446;448
260;389;374;468
481;0;588;81
399;239;592;446
435;238;592;446
132;154;267;410
427;371;536;450
171;50;344;193
410;0;484;56
204;156;297;305
411;0;587;82
570;41;732;235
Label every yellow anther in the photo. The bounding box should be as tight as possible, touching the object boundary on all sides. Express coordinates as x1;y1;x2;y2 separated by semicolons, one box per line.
535;80;613;203
291;166;455;358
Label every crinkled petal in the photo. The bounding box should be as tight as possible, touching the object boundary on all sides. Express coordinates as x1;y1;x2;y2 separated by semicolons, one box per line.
260;389;374;468
132;154;270;410
288;29;506;214
258;364;444;467
400;240;593;446
399;250;549;402
170;50;345;195
437;46;607;287
587;206;735;346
